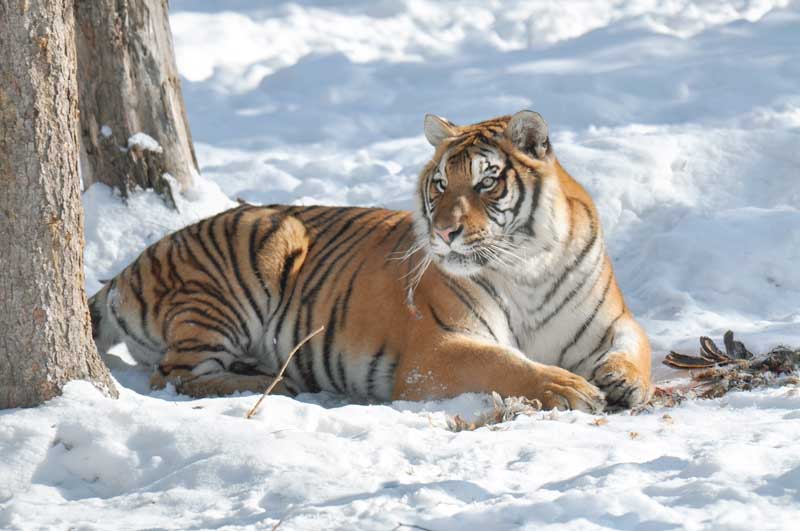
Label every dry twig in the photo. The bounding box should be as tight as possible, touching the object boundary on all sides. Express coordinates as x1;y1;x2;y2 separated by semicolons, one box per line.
245;326;325;419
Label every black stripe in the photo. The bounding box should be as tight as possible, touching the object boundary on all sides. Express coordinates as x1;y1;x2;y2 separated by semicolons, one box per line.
165;242;184;287
537;199;598;312
586;313;625;379
376;212;410;246
338;259;368;331
278;248;303;296
108;298;159;352
256;213;284;250
193;216;249;317
248;215;274;309
528;173;542;231
172;314;241;351
301;211;387;304
174;343;230;354
181;227;255;342
617;384;637;405
186;216;252;326
474;276;516;347
171;337;210;349
159;364;195;375
302;210;375;282
271;262;306;387
169;302;241;341
146;245;169;318
225;208;264;327
229;361;267;376
128;260;161;348
429;304;459;334
322;300;345;393
507;168;526;221
535;249;605;332
193;217;226;280
290;204;319;219
389;222;416;256
301;205;349;227
300;217;386;370
192;218;231;284
557;272;613;365
337;351;349;395
176;225;251;327
303;207;356;239
494;179;510;202
172;280;250;339
444;278;498;341
208;210;231;268
294;301;321;393
367;347;385;399
485;205;505;225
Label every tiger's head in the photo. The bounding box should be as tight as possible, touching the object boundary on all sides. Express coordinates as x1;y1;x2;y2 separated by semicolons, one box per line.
415;110;557;277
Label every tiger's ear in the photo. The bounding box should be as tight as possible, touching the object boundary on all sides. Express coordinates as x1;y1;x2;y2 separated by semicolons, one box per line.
505;110;551;159
424;114;457;148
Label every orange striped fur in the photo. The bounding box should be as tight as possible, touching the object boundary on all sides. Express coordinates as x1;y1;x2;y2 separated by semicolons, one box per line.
90;111;651;411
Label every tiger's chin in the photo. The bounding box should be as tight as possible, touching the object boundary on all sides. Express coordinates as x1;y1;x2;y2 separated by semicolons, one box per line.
434;250;487;277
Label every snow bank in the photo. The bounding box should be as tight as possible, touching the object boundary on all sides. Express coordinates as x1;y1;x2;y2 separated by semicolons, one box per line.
2;381;799;530
82;172;234;295
2;1;800;529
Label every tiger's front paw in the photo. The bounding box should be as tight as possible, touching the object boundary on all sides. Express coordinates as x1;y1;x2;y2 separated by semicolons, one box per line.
592;352;652;409
536;366;607;414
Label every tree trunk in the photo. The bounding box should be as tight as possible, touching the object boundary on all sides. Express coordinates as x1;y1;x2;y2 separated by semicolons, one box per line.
0;0;118;408
74;0;198;208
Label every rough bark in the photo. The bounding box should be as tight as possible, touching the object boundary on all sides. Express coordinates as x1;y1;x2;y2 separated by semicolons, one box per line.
0;0;118;408
74;0;197;207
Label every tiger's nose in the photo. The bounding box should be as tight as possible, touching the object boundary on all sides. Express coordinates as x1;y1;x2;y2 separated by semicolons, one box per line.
434;224;463;244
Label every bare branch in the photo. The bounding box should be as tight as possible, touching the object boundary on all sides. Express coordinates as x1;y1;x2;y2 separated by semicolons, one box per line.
245;326;325;419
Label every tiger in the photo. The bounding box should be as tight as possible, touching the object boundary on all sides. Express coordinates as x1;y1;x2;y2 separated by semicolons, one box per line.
89;110;652;411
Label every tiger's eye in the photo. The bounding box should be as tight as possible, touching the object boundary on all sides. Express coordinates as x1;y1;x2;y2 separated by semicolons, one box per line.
434;179;446;193
480;177;496;190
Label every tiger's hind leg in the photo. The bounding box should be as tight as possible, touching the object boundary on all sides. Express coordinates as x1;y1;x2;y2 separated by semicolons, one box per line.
149;308;291;398
150;359;292;398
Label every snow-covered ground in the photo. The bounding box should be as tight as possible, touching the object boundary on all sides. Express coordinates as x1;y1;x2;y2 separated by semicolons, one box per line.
3;1;800;529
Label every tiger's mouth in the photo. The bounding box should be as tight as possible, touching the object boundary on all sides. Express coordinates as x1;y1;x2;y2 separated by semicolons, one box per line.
433;248;489;276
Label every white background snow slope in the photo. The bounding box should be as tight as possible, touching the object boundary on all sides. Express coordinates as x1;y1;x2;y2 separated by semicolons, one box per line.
2;1;800;529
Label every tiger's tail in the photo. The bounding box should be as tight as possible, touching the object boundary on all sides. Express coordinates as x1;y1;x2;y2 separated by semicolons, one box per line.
88;282;122;355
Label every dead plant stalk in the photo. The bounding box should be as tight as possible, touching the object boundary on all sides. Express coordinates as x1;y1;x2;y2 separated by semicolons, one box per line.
245;326;325;419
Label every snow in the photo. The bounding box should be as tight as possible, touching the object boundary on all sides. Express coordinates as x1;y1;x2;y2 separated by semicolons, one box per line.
127;132;163;153
3;1;800;529
3;382;800;530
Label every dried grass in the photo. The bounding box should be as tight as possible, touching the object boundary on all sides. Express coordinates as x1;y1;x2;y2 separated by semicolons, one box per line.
446;392;542;432
635;344;800;414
